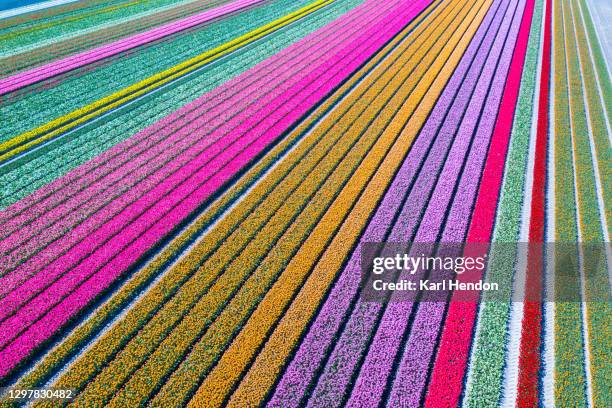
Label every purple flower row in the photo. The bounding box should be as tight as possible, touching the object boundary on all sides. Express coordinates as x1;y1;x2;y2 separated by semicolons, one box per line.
268;0;513;405
375;0;527;404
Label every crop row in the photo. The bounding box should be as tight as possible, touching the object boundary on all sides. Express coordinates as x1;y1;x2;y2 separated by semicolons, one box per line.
0;0;325;166
0;0;265;95
267;0;501;403
0;0;361;208
38;0;441;404
463;0;544;405
0;0;230;76
0;0;422;380
558;0;610;406
510;0;546;404
8;9;387;392
0;0;387;337
0;0;312;144
296;1;516;405
197;0;497;406
0;0;207;55
0;0;377;298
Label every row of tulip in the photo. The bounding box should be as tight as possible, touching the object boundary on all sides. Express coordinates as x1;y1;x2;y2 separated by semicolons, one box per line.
0;0;205;55
0;0;231;76
0;0;312;148
0;0;266;95
506;0;547;404
0;0;360;208
463;0;543;404
38;0;439;404
0;0;427;381
198;0;497;405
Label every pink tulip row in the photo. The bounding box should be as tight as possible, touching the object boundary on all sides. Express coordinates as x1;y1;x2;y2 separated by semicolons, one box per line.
0;18;399;342
0;0;395;329
0;0;390;290
0;0;265;96
0;0;384;233
0;0;422;379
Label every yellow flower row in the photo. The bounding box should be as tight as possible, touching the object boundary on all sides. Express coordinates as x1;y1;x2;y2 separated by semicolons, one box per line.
191;0;493;405
134;2;462;402
29;5;419;407
87;75;384;405
57;0;455;405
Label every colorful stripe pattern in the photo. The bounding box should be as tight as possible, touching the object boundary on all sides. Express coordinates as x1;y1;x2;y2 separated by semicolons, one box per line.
0;0;609;406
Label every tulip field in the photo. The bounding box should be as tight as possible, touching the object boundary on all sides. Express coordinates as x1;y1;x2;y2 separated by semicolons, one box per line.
0;0;609;406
